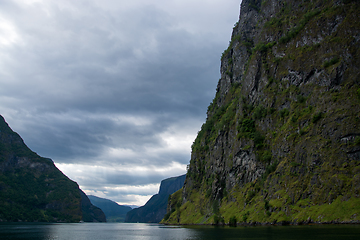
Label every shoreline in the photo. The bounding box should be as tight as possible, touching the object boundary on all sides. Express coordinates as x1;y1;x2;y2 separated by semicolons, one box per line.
162;220;360;227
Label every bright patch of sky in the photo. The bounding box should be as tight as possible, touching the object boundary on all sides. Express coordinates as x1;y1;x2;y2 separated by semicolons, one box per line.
0;0;241;206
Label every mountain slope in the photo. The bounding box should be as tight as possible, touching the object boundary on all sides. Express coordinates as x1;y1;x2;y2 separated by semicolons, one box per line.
88;195;132;222
163;0;360;225
80;191;106;222
0;115;105;222
125;174;186;223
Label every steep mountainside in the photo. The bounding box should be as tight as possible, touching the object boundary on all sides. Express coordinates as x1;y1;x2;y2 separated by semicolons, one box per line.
80;191;106;222
163;0;360;225
0;115;105;222
125;174;186;223
88;195;132;222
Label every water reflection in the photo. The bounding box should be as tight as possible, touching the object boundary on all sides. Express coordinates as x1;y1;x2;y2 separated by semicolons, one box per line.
181;225;360;240
0;223;53;240
1;223;360;240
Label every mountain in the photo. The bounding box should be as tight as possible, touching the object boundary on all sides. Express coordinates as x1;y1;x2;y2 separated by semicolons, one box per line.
125;205;138;209
125;174;186;223
80;191;106;222
88;195;132;222
0;115;105;222
163;0;360;225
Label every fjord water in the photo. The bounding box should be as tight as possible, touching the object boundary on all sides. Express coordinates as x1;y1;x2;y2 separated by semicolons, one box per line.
1;223;360;240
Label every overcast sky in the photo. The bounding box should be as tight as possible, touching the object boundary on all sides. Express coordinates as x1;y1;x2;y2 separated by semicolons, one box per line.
0;0;241;206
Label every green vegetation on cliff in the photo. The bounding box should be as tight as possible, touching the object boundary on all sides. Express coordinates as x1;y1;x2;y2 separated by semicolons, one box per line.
0;115;105;222
163;0;360;225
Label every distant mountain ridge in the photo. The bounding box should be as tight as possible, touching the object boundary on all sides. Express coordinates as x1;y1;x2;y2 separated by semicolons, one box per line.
125;174;186;223
125;205;138;209
88;195;132;222
0;115;105;222
80;191;106;222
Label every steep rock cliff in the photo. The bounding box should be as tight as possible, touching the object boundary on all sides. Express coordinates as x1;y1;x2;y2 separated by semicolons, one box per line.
164;0;360;225
0;115;105;222
126;174;186;223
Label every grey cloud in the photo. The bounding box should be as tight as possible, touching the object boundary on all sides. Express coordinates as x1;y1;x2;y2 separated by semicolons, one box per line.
69;164;177;188
0;0;241;204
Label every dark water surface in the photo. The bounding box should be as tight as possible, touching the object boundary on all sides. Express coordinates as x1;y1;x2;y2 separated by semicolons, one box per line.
0;223;360;240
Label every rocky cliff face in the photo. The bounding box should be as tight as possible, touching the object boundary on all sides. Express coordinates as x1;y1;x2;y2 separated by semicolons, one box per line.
164;0;360;225
125;174;186;223
0;115;105;222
